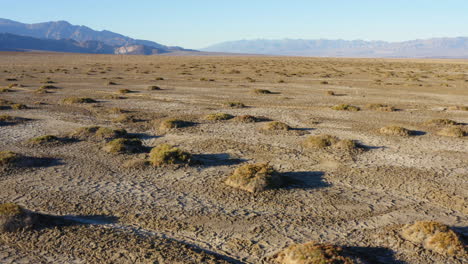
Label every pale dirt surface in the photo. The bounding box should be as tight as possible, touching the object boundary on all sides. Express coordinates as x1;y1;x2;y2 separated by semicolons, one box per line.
0;52;467;263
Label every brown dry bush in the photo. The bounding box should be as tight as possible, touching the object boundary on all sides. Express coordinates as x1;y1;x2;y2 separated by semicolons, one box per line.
425;119;459;126
233;115;259;123
366;103;396;112
118;88;132;94
379;125;412;136
447;106;468;111
148;85;161;90
401;221;465;256
204;113;234;121
261;121;291;131
70;126;127;141
253;89;272;94
112;114;137;123
326;90;335;96
28;135;60;145
159;119;193;131
303;135;358;151
0;151;20;166
224;101;246;108
103;138;143;154
0;203;35;232
437;127;466;137
225;163;283;193
0;88;12;93
62;97;97;104
331;104;360;111
275;241;355;264
148;144;191;166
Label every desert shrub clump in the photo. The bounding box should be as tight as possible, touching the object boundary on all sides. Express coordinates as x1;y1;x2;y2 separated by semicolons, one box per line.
0;151;20;166
28;135;60;144
401;221;465;256
366;103;396;112
148;85;161;90
326;90;335;96
233;115;259;123
71;126;127;141
0;88;12;93
331;104;360;111
148;144;191;166
253;89;272;94
118;88;132;94
437;127;466;137
275;241;355;264
379;125;412;136
62;97;97;104
204;113;234;121
224;101;246;108
159;119;192;131
261;121;291;131
225;163;283;193
0;203;35;232
103;138;143;154
425;118;459;126
303;135;358;151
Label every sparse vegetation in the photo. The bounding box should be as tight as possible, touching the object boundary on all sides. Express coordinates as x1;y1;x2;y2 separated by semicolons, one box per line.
253;89;272;94
103;138;143;154
401;221;465;256
332;104;360;111
159;119;192;131
0;151;19;166
63;97;97;104
261;121;291;131
71;126;127;141
303;135;358;151
275;241;355;264
326;90;335;96
28;135;60;144
148;85;161;90
225;163;283;193
118;88;132;94
437;127;465;137
148;144;191;166
224;101;246;108
425;118;458;126
205;113;234;121
0;203;34;232
366;103;396;112
379;125;412;136
233;115;258;123
112;114;136;123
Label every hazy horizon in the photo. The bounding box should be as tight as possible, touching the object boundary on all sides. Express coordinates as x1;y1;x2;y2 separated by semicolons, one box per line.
1;1;468;49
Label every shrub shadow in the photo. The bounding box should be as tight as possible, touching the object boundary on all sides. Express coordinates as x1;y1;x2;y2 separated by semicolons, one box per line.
410;130;426;136
34;214;119;230
193;153;247;167
344;246;408;264
18;157;64;168
282;171;330;189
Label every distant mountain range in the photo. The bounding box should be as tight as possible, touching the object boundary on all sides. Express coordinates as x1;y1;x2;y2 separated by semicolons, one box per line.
0;18;194;55
202;38;468;58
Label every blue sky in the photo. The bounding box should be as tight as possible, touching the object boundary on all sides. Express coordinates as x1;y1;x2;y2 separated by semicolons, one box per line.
1;0;467;49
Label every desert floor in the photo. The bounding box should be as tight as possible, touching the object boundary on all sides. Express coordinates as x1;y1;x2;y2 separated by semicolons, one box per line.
0;52;467;263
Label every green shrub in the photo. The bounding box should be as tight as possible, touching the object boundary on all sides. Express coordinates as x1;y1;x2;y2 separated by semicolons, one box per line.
148;144;191;166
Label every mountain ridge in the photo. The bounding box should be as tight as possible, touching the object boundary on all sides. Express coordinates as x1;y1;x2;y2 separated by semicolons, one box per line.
202;37;468;58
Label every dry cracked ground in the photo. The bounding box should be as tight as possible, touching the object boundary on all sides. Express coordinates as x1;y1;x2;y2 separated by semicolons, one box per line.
0;52;467;263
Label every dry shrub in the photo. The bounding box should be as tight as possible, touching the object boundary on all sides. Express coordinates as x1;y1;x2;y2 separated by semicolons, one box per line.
34;87;50;94
331;104;360;111
261;121;291;131
233;115;258;123
106;81;117;85
437;127;466;137
225;163;283;193
71;126;127;141
366;103;396;112
112;114;136;123
224;102;246;108
148;85;161;90
253;89;272;94
63;97;97;104
148;144;191;166
11;103;27;110
103;138;143;154
326;90;335;96
28;135;60;144
0;88;12;93
0;203;35;232
379;125;412;136
447;106;468;111
0;115;23;125
118;88;132;94
205;113;234;121
425;119;459;126
275;241;355;264
159;119;192;131
0;151;20;166
303;135;358;151
401;221;465;256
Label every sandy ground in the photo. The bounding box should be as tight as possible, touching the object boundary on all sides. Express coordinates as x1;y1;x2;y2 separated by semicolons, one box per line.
0;52;467;263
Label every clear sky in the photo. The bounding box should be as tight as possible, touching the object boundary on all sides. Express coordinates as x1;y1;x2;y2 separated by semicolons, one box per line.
1;0;467;49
